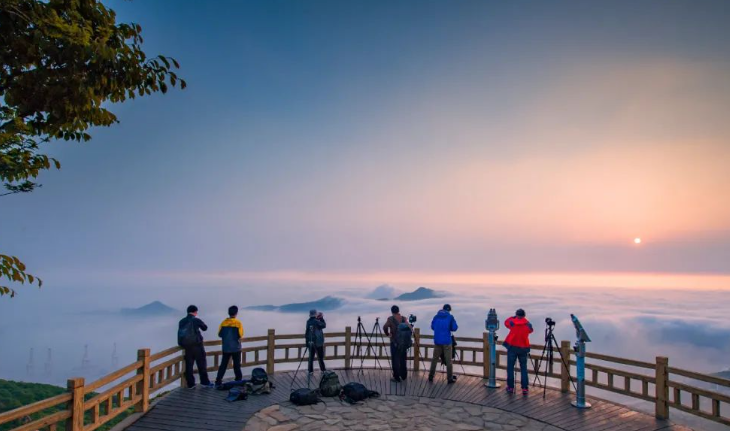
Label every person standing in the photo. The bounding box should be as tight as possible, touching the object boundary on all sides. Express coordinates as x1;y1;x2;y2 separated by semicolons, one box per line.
305;309;327;374
504;308;534;395
384;305;410;382
428;304;458;384
214;305;244;387
178;305;213;388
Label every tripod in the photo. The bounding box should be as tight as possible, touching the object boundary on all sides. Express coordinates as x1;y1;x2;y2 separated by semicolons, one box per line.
352;317;389;373
532;323;576;398
289;326;314;390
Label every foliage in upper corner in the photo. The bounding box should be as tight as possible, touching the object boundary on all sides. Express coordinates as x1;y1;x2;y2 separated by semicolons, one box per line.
0;0;186;196
0;254;42;298
1;0;185;299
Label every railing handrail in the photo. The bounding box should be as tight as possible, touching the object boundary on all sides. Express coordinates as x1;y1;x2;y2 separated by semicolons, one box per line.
2;327;729;430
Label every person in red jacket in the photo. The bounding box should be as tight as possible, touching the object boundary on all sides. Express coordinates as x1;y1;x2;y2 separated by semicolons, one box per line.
504;309;534;395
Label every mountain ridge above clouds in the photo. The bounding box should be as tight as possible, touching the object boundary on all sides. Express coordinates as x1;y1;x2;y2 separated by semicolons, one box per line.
245;296;344;313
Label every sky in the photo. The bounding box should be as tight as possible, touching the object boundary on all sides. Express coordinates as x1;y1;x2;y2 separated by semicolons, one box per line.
3;0;730;285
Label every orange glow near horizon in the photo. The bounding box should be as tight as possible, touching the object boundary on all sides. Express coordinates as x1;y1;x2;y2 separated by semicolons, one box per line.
151;270;730;291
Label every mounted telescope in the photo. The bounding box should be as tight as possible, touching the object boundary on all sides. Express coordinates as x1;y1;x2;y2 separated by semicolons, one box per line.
484;308;500;388
570;314;592;409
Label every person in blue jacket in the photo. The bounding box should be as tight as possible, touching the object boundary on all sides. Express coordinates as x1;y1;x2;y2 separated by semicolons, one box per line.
428;304;459;383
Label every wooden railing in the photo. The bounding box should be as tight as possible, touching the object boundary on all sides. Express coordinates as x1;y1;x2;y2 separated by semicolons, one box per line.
2;327;729;430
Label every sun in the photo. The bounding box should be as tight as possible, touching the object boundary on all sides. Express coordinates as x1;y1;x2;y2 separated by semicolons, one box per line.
634;237;642;245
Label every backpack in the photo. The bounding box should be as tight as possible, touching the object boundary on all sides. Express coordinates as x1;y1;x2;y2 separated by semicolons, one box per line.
319;371;341;397
251;367;268;385
245;381;272;395
395;322;413;351
216;380;247;391
340;382;380;404
290;388;320;406
177;319;198;347
225;386;248;402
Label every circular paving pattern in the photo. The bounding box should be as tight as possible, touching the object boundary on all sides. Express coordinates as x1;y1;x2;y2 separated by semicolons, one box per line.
244;395;563;431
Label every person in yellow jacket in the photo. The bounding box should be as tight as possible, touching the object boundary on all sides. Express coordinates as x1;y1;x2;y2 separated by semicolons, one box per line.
214;306;244;386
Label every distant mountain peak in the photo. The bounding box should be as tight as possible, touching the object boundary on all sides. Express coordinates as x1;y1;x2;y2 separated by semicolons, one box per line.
120;301;177;316
394;287;444;301
245;296;344;313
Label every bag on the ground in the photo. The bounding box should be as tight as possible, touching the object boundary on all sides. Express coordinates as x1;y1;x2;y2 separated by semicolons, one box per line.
177;320;198;347
251;367;268;385
290;388;320;406
319;371;341;397
225;386;248;402
340;382;380;404
245;381;272;395
216;379;248;391
395;322;413;351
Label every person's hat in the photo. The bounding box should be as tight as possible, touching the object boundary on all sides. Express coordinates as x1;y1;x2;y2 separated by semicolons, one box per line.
443;304;452;312
516;309;526;317
309;309;317;317
225;387;248;402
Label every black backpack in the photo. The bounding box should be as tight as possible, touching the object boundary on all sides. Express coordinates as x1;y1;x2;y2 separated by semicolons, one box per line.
340;382;379;404
177;319;198;347
319;371;341;397
395;322;413;351
290;388;320;406
251;367;268;385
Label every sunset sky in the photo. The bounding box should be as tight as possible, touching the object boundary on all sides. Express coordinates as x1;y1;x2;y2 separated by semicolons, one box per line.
3;0;730;283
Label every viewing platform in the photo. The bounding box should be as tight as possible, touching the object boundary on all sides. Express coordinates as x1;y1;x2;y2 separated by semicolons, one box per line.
1;327;728;431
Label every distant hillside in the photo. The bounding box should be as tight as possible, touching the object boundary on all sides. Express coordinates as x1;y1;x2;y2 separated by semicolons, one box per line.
713;370;730;380
365;284;399;300
246;296;344;313
120;300;177;317
0;380;131;431
394;287;444;301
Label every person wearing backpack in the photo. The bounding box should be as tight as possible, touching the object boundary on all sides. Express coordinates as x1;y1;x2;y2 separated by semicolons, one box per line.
214;305;244;387
383;305;412;382
428;304;458;384
178;305;213;388
305;309;327;374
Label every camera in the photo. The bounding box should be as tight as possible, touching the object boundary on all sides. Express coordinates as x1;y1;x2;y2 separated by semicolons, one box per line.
545;317;555;327
408;314;417;324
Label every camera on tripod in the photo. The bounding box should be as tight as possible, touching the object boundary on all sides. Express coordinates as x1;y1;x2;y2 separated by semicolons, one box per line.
545;317;556;327
408;314;417;324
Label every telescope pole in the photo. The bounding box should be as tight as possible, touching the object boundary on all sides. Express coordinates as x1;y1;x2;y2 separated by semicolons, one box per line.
571;339;591;409
485;328;500;388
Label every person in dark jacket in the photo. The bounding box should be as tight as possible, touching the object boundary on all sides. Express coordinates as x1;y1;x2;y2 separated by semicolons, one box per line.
178;305;213;388
428;304;458;383
504;308;534;395
214;305;245;386
305;309;327;373
383;305;411;382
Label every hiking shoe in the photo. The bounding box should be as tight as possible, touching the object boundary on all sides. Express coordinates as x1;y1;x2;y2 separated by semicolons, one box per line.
201;383;215;388
506;387;514;394
428;376;434;383
391;377;401;383
522;388;529;396
186;385;196;390
447;377;457;384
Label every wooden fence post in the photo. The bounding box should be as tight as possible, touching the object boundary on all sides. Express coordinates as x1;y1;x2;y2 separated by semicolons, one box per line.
656;356;669;420
344;326;352;369
560;341;571;393
413;327;421;372
483;332;489;379
267;329;276;375
135;349;151;413
66;378;85;431
179;350;188;388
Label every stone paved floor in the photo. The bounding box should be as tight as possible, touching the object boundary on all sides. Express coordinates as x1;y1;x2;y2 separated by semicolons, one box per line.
244;394;563;431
